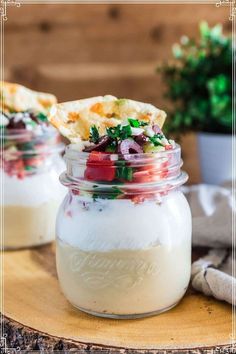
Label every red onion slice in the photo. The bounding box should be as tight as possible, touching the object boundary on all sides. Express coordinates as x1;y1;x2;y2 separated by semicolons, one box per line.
152;124;162;134
119;139;143;156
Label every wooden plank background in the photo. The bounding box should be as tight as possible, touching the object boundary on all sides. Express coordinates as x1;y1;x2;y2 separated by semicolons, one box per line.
4;3;230;183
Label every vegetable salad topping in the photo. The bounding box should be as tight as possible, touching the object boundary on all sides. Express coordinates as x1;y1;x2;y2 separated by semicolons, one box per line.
1;110;49;133
84;119;175;154
49;96;177;201
1;110;57;179
81;119;175;188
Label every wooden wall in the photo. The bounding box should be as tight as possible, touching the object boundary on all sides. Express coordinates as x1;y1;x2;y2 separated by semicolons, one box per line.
4;3;230;183
5;3;229;104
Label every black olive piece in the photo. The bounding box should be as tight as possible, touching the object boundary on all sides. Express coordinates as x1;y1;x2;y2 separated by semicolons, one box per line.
83;136;112;152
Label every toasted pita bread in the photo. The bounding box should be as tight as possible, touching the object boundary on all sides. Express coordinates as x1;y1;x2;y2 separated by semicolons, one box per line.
49;95;166;143
0;82;57;114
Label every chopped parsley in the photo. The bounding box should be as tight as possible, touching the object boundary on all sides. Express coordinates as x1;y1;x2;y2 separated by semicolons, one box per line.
128;118;140;127
106;125;121;140
92;186;123;201
105;142;117;153
37;112;48;123
25;165;36;171
149;134;165;146
139;121;148;126
106;124;132;141
89;125;100;143
120;125;132;140
128;118;148;128
116;165;133;181
115;160;133;181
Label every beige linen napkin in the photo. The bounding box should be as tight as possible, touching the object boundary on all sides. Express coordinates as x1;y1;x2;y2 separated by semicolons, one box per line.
183;183;235;304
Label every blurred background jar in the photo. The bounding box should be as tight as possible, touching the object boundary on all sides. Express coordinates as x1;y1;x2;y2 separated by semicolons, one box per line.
1;111;65;250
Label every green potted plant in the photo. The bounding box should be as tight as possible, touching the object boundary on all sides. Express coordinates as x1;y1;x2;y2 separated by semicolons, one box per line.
159;22;232;185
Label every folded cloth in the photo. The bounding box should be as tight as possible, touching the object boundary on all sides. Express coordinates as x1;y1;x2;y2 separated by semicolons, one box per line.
183;183;236;305
191;248;235;304
183;183;233;248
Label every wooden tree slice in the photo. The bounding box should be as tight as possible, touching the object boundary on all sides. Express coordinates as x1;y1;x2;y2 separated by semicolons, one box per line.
2;244;233;353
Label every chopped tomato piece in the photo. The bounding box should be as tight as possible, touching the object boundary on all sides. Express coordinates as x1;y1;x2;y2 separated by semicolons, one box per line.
133;170;153;183
133;159;169;183
24;157;42;168
131;195;146;204
4;158;25;179
85;151;115;182
72;189;80;196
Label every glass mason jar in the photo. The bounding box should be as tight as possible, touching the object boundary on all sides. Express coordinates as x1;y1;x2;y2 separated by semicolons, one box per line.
2;128;65;249
56;144;192;319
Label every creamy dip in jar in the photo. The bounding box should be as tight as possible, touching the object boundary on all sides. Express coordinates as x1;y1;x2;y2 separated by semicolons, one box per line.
56;145;191;318
51;96;192;318
1;109;65;249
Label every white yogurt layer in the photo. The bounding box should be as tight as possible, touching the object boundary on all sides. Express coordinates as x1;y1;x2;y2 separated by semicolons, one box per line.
57;190;192;251
3;156;65;207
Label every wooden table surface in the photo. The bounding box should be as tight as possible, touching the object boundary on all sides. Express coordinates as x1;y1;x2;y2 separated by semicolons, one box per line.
1;134;231;353
2;243;232;353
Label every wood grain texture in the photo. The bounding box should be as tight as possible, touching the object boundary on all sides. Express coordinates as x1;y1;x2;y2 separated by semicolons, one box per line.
2;244;232;352
4;4;229;103
5;4;229;65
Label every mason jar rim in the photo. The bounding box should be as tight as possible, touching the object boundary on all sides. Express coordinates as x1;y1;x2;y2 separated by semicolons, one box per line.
60;143;188;195
65;143;181;162
60;171;188;193
2;127;65;156
2;126;58;140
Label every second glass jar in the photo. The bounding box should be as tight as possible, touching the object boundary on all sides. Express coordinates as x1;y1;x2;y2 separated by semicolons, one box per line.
2;128;65;249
